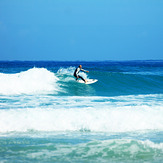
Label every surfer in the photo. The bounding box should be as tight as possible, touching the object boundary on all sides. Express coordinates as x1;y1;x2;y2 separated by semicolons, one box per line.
74;65;89;83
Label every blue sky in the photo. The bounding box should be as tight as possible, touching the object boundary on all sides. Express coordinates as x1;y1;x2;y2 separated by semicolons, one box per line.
0;0;163;61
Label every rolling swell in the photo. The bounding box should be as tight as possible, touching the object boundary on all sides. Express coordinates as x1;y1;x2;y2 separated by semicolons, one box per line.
92;71;163;96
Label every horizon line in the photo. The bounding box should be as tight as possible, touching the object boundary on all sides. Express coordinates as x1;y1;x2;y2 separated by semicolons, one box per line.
0;59;163;62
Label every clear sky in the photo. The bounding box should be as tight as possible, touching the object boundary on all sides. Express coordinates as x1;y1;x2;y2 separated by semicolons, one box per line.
0;0;163;61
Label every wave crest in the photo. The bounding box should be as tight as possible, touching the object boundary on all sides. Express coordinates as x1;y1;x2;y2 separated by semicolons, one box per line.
0;68;59;95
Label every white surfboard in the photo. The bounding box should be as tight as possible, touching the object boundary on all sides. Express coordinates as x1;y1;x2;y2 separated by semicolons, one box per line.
77;79;98;84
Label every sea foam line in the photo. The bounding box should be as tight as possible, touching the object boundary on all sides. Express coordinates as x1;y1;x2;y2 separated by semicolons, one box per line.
0;104;163;133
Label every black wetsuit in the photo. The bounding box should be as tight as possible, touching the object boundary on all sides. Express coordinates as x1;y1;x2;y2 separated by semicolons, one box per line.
74;67;86;82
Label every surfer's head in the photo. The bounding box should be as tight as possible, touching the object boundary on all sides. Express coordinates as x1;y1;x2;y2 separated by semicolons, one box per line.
79;65;82;68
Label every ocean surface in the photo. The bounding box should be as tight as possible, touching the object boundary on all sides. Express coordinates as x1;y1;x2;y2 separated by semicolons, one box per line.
0;60;163;163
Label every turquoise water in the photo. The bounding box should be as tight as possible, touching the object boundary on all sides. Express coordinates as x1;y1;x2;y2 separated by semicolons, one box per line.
0;61;163;162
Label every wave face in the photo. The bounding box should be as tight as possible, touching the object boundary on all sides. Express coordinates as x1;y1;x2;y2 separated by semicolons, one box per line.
57;67;163;96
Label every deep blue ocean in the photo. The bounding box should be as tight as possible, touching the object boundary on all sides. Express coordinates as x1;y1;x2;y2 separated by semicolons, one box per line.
0;61;163;162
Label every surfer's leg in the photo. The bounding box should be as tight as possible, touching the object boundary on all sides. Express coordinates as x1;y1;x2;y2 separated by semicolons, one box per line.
78;75;85;82
74;74;78;80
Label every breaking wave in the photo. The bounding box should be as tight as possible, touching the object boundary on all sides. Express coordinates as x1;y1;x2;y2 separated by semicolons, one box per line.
0;68;59;95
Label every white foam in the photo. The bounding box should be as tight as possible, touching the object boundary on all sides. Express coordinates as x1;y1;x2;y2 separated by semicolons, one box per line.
0;95;163;133
0;68;60;95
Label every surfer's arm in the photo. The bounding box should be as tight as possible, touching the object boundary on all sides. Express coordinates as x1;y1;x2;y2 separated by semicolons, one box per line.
81;69;89;73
